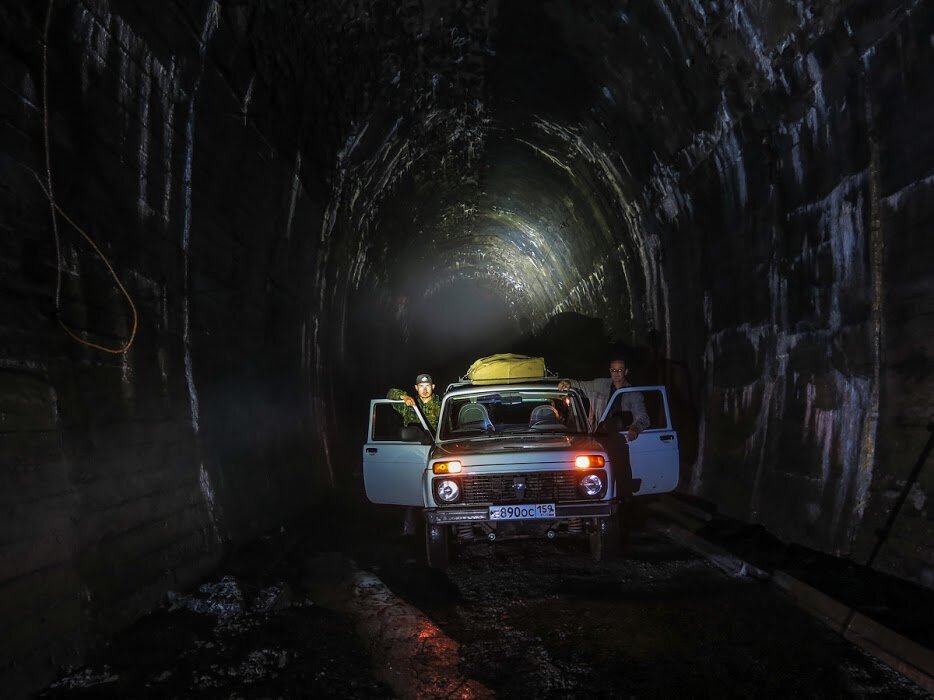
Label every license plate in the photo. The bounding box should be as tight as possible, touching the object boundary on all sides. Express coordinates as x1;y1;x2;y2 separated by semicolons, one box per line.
489;503;556;520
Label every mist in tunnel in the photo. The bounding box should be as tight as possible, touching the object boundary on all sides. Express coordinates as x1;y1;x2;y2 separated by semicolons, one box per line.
343;125;643;386
325;1;699;462
2;0;933;691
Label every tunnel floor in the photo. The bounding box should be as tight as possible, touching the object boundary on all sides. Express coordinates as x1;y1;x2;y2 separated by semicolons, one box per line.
36;496;934;699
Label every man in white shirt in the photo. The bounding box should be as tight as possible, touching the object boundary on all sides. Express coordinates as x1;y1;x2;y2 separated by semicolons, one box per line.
558;357;649;440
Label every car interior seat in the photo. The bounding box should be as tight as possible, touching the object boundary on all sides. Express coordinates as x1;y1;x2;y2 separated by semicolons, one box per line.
457;402;493;430
529;404;560;426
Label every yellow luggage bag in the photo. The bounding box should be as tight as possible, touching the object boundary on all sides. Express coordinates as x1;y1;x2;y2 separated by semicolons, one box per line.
465;353;547;385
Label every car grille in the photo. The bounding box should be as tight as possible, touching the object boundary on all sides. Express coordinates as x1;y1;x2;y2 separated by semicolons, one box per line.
458;470;598;504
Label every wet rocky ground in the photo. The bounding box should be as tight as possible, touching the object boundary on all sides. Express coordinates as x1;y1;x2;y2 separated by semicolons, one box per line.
356;510;931;698
36;496;933;699
37;528;393;699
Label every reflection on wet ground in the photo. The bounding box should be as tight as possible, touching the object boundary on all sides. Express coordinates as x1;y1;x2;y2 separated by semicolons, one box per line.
37;502;933;699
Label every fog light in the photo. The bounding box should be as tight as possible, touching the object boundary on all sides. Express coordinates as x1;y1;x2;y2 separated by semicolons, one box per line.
580;473;604;497
436;479;461;503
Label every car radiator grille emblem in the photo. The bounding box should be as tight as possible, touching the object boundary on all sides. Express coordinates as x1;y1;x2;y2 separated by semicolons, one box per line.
512;477;526;501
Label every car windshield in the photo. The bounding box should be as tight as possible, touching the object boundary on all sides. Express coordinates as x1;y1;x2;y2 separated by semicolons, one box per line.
438;389;587;440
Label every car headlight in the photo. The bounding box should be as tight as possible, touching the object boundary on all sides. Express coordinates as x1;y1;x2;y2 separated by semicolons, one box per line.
435;479;461;503
574;454;605;469
579;473;604;497
433;460;462;474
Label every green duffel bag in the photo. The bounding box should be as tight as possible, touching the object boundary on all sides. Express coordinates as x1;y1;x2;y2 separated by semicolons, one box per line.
466;353;547;385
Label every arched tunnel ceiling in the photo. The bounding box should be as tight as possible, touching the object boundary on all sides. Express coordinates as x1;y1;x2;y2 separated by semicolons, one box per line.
228;0;910;384
238;0;807;363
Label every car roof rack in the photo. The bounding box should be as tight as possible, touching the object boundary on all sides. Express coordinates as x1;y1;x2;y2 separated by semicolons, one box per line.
444;371;564;394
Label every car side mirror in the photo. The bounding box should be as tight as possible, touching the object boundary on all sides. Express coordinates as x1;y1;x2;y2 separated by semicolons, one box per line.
618;410;633;429
400;425;432;444
605;410;633;434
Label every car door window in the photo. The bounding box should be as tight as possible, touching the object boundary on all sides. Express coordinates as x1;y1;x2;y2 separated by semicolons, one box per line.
597;386;671;431
372;402;405;441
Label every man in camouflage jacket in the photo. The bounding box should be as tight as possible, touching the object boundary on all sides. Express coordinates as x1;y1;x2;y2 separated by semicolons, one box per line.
387;373;441;431
386;373;440;536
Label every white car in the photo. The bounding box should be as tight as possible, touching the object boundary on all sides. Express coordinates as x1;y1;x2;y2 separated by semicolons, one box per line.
363;381;679;568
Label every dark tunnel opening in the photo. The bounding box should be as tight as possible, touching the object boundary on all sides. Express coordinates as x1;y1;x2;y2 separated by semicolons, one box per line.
1;0;933;693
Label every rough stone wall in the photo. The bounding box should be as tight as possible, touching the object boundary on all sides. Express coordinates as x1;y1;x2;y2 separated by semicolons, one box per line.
646;1;934;586
0;1;326;691
507;0;933;590
869;3;934;583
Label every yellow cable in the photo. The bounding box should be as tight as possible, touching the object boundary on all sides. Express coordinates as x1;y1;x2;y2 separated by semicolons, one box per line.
43;0;62;309
39;0;137;355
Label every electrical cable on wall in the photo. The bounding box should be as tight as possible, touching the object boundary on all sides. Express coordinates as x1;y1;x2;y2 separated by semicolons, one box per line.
39;0;138;354
30;173;140;354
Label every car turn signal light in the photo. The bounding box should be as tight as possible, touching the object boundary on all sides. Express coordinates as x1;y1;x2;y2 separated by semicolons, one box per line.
574;455;605;469
433;460;462;474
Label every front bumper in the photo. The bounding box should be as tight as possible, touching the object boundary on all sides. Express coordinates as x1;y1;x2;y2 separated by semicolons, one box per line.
424;500;617;525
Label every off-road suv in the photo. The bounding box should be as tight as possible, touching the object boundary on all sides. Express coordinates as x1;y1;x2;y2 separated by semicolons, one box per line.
363;380;679;568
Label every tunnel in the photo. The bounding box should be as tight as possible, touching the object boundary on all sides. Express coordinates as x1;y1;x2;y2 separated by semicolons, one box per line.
1;0;933;693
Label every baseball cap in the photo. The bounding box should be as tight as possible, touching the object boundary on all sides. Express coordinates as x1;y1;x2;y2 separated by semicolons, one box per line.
415;373;433;384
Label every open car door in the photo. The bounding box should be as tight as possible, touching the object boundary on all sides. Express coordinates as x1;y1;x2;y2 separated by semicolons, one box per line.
597;386;679;496
362;399;432;506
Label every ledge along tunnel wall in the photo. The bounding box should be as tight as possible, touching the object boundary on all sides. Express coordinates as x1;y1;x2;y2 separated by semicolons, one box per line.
0;0;932;692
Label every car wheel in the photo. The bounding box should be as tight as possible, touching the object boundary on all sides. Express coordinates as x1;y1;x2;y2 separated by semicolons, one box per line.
425;523;450;569
589;516;620;563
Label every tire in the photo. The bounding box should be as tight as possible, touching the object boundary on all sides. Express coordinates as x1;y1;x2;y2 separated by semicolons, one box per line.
589;516;620;563
425;523;450;569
